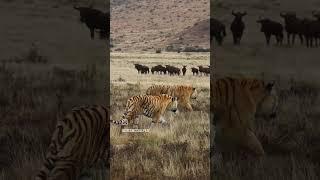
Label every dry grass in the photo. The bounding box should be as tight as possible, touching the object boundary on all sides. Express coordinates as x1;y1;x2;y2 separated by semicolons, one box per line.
110;52;210;179
0;0;108;178
0;46;107;179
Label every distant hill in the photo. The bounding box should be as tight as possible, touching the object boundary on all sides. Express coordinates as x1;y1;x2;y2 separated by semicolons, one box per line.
110;0;210;52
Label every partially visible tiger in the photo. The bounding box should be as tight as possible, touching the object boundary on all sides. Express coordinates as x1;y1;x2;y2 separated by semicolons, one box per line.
211;77;278;157
36;105;109;180
112;94;178;127
146;85;197;111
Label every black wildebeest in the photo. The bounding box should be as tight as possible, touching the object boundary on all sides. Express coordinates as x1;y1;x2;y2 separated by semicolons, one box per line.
311;11;320;47
140;66;149;74
182;66;187;76
211;18;227;46
230;10;246;45
166;65;180;76
134;64;149;74
257;18;284;45
280;12;304;45
74;6;109;40
301;17;320;48
151;65;166;74
198;66;210;76
191;67;199;76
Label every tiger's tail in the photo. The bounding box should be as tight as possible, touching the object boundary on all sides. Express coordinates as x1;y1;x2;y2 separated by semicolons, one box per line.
110;112;129;126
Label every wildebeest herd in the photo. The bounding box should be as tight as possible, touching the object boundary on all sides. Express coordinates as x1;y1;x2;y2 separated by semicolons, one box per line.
211;10;320;47
134;63;210;76
73;5;109;40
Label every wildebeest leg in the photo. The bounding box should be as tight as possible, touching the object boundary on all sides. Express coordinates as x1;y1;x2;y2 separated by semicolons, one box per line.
232;33;237;45
239;32;243;45
305;36;309;47
265;34;271;46
287;33;290;45
276;36;280;45
292;34;296;45
90;28;95;39
299;34;304;45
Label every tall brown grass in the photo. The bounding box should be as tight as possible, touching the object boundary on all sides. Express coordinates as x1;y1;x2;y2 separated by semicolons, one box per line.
0;46;107;179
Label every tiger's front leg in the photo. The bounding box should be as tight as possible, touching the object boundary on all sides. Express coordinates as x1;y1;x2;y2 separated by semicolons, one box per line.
149;115;161;128
159;116;167;124
185;103;193;111
133;118;139;129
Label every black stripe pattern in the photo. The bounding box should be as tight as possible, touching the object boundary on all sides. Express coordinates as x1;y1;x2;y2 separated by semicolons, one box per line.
36;105;109;180
113;94;177;126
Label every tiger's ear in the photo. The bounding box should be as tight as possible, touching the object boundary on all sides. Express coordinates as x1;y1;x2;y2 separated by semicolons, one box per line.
265;81;275;91
192;87;196;91
172;97;178;101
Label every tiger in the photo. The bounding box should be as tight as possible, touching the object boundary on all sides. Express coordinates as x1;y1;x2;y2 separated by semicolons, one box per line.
112;94;178;127
36;105;109;180
145;85;197;111
211;77;278;157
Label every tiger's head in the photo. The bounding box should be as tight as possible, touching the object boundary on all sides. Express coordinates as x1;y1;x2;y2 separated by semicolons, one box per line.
252;81;278;119
163;94;178;113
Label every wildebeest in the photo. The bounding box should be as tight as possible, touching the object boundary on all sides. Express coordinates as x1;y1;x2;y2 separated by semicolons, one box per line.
166;65;180;76
211;18;227;46
191;67;199;76
151;65;167;74
134;64;149;74
301;17;320;48
280;12;304;45
257;18;284;45
230;10;246;45
182;66;187;76
198;66;210;76
74;6;109;40
311;11;320;47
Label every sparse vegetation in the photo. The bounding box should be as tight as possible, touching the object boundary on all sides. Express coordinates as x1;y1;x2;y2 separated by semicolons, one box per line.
0;46;106;179
111;52;210;179
111;0;209;52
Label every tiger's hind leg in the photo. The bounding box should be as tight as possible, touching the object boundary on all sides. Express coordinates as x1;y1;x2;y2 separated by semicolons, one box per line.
240;129;265;157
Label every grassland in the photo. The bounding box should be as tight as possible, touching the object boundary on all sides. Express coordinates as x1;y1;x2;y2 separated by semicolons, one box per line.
0;0;108;179
0;46;107;179
212;0;320;179
110;52;210;179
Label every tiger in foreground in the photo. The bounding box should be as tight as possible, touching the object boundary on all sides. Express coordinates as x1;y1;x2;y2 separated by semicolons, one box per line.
36;105;109;180
146;85;197;111
112;94;178;127
211;77;278;157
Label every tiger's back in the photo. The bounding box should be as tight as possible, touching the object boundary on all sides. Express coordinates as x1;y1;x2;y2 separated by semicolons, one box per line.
36;105;109;180
146;85;197;111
